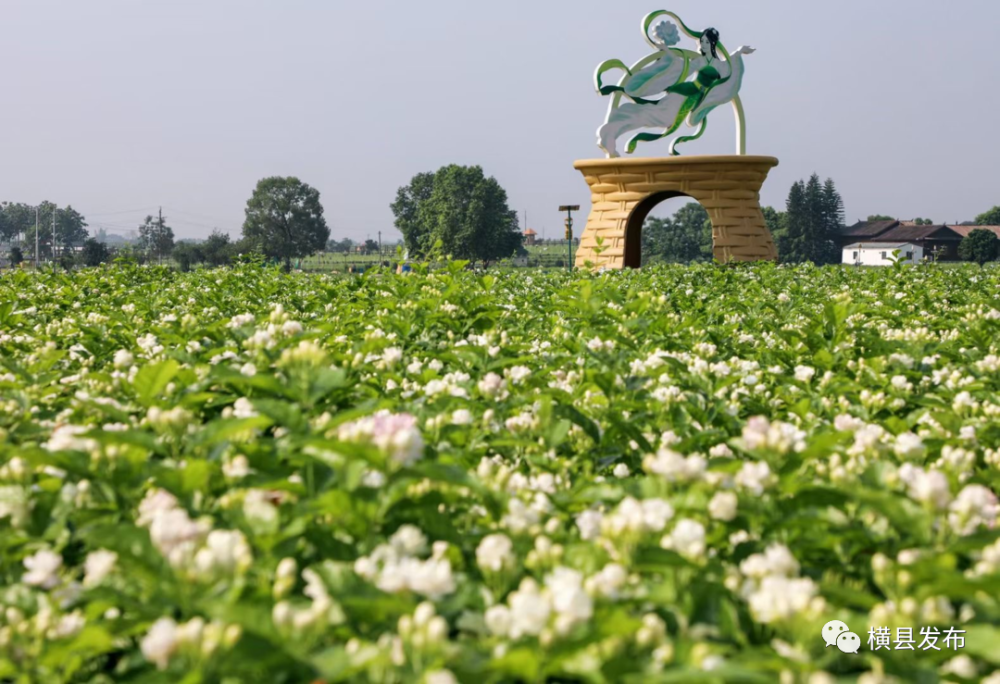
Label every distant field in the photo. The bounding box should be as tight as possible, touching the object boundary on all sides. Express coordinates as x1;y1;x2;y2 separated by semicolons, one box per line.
296;243;578;271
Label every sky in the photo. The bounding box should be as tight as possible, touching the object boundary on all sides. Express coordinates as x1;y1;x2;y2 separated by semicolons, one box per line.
2;0;999;242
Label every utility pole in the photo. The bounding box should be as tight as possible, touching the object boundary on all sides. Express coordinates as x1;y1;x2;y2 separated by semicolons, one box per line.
378;230;382;263
34;206;39;269
558;205;580;271
158;207;164;265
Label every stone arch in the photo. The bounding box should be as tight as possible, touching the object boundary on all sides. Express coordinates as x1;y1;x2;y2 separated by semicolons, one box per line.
622;190;690;268
573;156;779;269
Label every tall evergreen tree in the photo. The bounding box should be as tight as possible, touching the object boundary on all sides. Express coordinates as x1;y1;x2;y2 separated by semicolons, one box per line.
781;181;807;262
779;175;844;264
819;177;845;263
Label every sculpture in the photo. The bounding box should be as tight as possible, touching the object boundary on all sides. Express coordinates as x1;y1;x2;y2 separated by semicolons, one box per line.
595;11;754;158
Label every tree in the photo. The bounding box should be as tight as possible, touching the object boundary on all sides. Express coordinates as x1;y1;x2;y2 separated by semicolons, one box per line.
9;246;24;266
958;229;998;265
391;172;435;257
201;230;233;267
172;242;203;272
641;202;711;264
975;207;1000;226
390;165;522;266
55;206;89;253
330;238;355;254
21;203;90;258
362;239;379;255
242;177;329;270
0;202;35;243
867;214;895;222
913;217;934;226
761;206;787;256
779;175;843;264
137;212;175;264
81;238;111;267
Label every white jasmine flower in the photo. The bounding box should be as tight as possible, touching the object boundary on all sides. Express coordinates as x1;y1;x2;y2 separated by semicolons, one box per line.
546;566;593;634
661;519;706;560
476;534;515;573
83;550;117;587
576;510;604;541
735;461;774;495
793;366;815;382
23;549;62;589
337;411;424;466
948;484;999;535
893;432;925;459
141;617;179;670
708;491;738;521
507;578;551;638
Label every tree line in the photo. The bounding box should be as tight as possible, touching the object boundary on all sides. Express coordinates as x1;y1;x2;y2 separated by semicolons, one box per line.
2;164;530;272
7;170;1000;272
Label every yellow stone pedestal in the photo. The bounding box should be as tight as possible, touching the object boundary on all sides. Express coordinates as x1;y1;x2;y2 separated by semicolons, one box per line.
573;155;779;268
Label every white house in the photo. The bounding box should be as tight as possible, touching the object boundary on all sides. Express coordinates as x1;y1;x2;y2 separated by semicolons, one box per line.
842;242;923;266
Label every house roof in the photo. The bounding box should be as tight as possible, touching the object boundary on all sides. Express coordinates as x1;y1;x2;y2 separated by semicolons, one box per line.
875;224;960;241
948;225;1000;238
524;228;537;236
843;242;916;250
841;220;899;237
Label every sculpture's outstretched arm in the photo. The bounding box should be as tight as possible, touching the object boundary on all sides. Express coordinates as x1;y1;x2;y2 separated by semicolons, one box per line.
688;46;750;126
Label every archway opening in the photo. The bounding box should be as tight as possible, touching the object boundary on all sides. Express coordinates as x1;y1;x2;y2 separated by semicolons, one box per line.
624;191;711;268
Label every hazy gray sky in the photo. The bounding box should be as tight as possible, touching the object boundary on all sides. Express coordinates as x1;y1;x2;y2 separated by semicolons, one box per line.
3;1;999;241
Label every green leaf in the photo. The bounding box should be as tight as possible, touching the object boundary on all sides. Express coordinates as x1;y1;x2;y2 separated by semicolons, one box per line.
133;359;180;405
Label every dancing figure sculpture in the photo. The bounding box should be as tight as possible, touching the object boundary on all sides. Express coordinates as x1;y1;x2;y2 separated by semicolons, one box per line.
595;11;754;158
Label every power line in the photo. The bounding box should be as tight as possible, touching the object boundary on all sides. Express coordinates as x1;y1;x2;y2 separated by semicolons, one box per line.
164;207;238;225
82;206;160;217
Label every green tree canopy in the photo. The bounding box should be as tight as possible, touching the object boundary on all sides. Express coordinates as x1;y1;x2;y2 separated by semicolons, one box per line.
0;202;36;242
137;213;175;264
242;177;329;270
761;206;787;256
641;202;711;265
867;214;895;222
391;165;522;265
81;238;111;267
328;237;355;254
201;230;234;267
20;202;89;258
958;229;998;265
171;242;203;272
974;206;1000;225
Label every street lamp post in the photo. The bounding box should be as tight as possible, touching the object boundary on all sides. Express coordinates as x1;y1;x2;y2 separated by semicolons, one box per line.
559;205;579;271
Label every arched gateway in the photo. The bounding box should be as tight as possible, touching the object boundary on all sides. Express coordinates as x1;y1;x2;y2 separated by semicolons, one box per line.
573;155;779;268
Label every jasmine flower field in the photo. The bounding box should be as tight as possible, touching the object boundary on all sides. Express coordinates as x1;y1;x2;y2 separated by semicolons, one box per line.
3;261;1000;683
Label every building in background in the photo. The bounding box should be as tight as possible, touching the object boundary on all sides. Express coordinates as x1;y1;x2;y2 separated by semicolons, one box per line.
523;228;537;246
843;242;923;266
837;220;971;261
